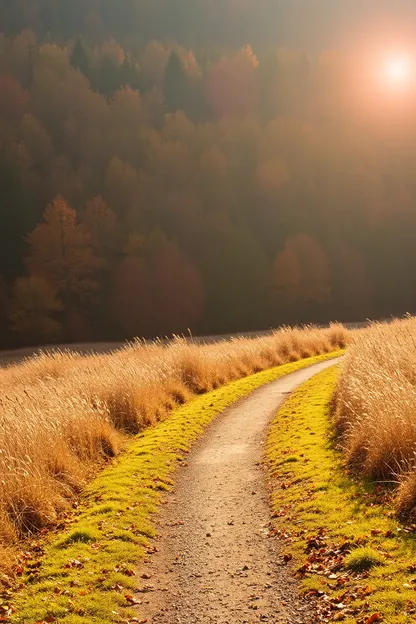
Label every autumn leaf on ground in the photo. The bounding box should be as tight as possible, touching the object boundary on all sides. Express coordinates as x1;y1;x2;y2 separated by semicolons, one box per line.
124;594;143;605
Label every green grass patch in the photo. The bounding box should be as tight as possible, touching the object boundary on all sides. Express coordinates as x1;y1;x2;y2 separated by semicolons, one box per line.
345;548;385;573
10;351;342;624
59;527;100;546
266;366;416;624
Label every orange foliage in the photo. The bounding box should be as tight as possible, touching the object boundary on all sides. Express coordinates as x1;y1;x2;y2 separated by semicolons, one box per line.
205;46;259;117
0;73;29;123
26;196;103;305
82;195;119;255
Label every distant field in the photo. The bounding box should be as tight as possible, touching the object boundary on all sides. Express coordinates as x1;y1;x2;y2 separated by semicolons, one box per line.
0;324;349;570
0;333;272;367
0;322;367;367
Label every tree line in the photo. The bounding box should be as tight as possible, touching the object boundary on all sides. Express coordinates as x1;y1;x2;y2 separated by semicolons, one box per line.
0;18;415;345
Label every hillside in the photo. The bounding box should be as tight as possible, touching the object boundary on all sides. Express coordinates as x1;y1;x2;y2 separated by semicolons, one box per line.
0;4;416;346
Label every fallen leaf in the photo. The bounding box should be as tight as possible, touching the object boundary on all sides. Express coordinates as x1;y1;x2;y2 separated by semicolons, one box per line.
65;559;83;570
124;594;142;605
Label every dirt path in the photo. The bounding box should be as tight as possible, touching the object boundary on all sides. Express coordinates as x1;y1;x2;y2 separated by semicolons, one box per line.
139;359;340;624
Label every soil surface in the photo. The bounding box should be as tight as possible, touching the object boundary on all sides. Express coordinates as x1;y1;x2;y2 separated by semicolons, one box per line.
139;359;340;624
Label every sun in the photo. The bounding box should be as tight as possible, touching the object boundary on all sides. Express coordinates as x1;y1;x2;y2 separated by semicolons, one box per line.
383;54;414;90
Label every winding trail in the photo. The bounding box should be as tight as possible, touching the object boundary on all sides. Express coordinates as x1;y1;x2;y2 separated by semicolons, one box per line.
139;359;340;624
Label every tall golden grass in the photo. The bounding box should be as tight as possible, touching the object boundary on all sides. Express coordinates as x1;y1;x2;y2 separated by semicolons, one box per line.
333;317;416;517
0;324;348;566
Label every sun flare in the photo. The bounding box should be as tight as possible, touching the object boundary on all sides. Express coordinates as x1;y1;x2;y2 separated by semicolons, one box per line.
382;54;414;90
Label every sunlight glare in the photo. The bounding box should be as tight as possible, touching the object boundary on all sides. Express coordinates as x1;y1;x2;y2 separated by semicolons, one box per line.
383;54;414;90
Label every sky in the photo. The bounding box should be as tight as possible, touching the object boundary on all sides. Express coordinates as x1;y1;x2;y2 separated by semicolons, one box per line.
272;1;416;49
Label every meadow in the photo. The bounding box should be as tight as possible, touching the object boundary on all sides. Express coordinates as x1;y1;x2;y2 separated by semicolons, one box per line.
0;324;348;569
334;316;416;516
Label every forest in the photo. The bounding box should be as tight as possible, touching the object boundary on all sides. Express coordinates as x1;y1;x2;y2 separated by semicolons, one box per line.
0;0;415;345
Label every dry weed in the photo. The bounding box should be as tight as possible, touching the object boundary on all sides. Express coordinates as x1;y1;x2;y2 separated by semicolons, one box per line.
333;317;416;516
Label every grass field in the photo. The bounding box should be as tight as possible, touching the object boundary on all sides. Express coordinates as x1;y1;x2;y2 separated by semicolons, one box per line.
0;325;348;572
7;352;343;624
333;317;416;516
267;365;416;624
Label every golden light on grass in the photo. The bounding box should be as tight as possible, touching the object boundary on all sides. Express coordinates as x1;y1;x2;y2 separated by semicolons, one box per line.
333;316;416;516
0;324;349;569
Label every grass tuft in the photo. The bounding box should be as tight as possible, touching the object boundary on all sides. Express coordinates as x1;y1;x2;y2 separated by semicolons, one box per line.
61;528;100;546
344;547;385;572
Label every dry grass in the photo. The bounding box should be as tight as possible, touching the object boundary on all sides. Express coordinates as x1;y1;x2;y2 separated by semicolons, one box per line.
0;324;348;565
333;316;416;516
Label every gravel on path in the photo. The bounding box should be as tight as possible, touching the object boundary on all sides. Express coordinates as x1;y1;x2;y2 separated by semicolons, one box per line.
138;359;340;624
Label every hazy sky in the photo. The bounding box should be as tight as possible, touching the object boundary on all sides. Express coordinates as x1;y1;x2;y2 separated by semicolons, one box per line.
273;1;416;49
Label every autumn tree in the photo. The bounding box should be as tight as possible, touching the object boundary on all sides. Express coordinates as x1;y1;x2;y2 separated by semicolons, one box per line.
118;54;142;91
77;195;120;338
140;40;170;88
148;236;204;336
9;276;62;343
70;37;90;79
205;46;259;117
81;195;119;258
3;29;36;88
104;157;141;214
0;73;29;132
257;159;291;196
112;235;204;338
0;150;35;280
26;196;103;312
21;113;54;171
108;87;144;165
92;39;126;95
163;50;189;113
